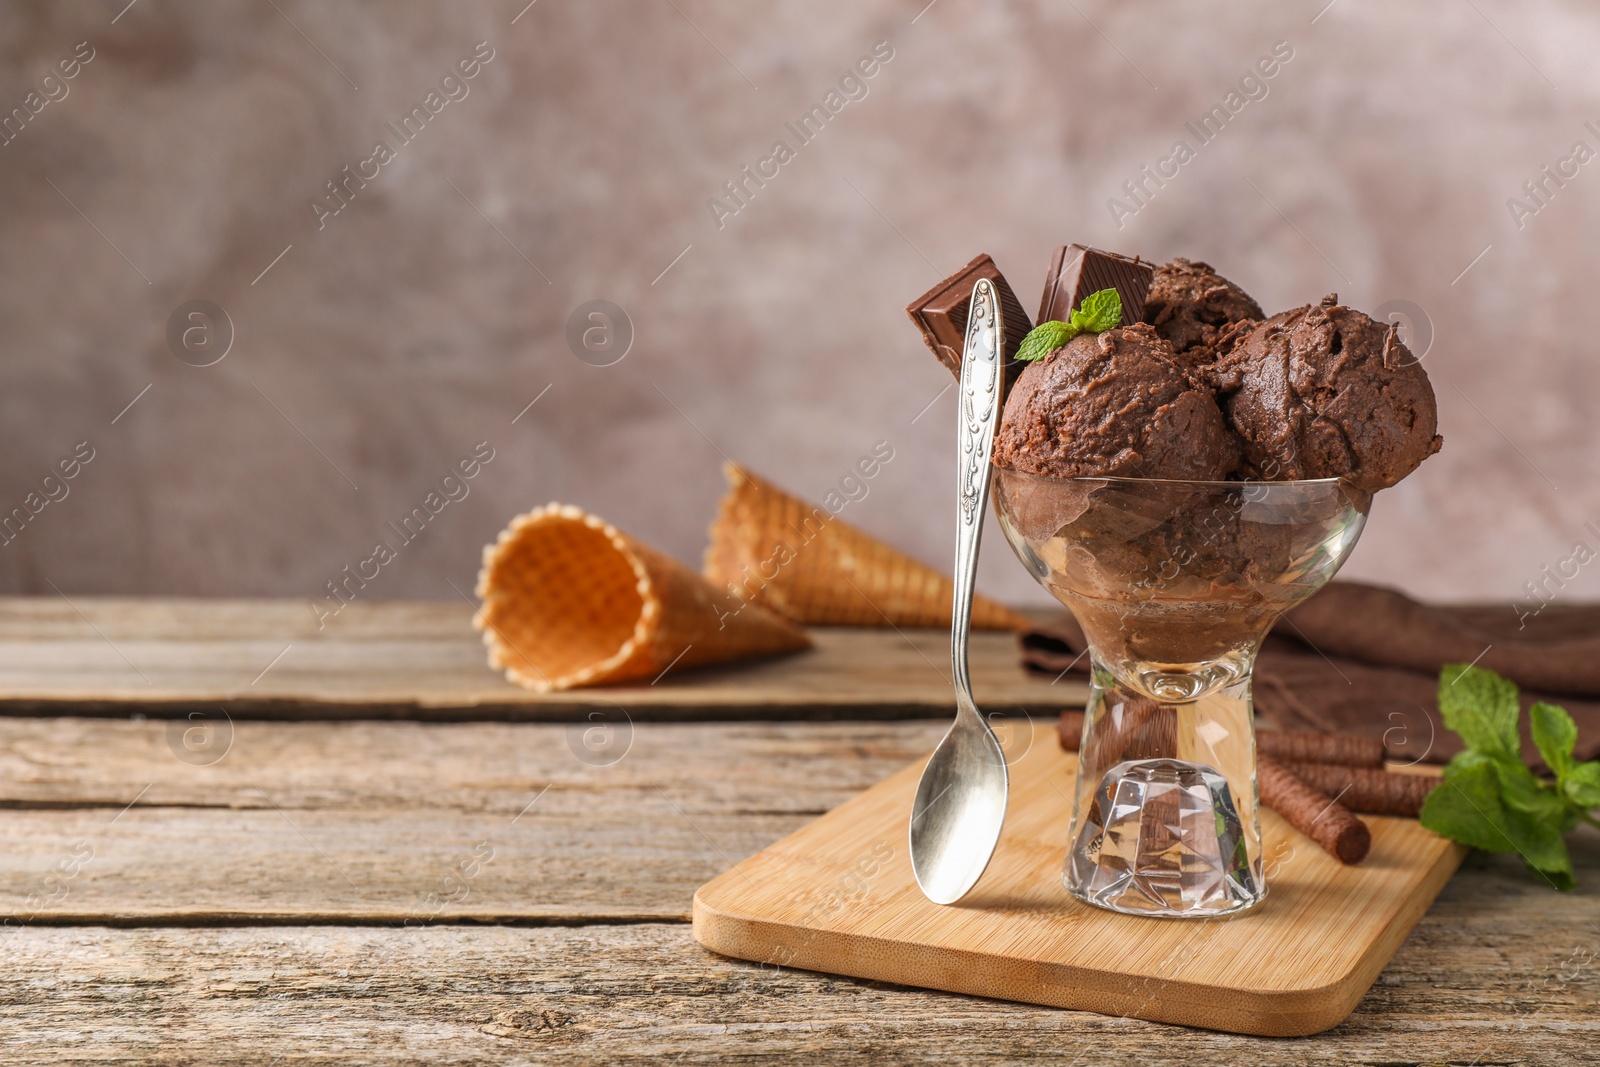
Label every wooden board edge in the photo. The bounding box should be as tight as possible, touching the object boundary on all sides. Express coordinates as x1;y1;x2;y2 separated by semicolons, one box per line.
1287;837;1472;1017
693;889;1369;1037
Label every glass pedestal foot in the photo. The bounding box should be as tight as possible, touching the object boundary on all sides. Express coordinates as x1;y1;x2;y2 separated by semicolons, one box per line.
1068;756;1259;917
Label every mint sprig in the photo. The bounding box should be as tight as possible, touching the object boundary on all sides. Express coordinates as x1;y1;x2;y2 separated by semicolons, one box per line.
1071;287;1123;334
1419;664;1600;891
1016;320;1074;363
1014;287;1125;362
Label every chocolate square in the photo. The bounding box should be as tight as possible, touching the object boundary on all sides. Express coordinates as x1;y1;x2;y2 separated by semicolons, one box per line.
905;254;1034;395
1038;244;1153;327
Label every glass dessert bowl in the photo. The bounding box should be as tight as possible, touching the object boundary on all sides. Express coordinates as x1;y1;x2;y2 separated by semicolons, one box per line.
993;467;1370;918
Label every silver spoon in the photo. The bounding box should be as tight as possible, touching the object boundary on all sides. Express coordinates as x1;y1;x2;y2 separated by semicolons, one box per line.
909;276;1010;906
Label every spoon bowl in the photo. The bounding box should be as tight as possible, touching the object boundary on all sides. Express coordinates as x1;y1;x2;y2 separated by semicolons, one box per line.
910;696;1009;904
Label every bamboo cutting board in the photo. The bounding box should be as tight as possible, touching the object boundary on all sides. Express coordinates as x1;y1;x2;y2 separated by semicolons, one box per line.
694;719;1466;1036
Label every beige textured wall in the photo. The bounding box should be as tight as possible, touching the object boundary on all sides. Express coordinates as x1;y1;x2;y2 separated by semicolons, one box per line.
1;0;1596;617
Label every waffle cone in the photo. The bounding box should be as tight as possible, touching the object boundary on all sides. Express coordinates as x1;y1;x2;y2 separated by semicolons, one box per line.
476;504;812;692
704;464;1030;630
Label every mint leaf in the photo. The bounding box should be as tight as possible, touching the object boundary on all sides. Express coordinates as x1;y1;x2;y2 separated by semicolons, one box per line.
1505;799;1577;890
1514;817;1577;891
1493;758;1565;821
1439;664;1520;762
1422;752;1516;852
1530;701;1578;777
1068;287;1124;334
1565;761;1600;808
1015;320;1076;363
1016;290;1125;362
1426;666;1592;892
1421;753;1575;890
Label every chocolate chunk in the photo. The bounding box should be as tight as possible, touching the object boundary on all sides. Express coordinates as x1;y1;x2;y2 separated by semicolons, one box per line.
905;254;1033;395
1037;244;1153;327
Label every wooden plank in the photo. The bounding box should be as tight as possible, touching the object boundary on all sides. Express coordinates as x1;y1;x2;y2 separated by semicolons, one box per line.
0;598;1082;719
0;719;945;923
0;806;786;923
0;889;1593;1066
696;721;1468;1036
0;718;1593;1060
0;603;1585;1060
0;718;949;810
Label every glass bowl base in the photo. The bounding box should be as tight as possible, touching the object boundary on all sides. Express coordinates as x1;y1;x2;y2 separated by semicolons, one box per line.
1066;757;1266;919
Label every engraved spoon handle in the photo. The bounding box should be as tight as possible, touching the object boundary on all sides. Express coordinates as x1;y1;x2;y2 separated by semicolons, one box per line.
951;277;1003;707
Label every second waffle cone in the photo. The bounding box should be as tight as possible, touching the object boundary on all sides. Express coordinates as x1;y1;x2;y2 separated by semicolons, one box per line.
704;463;1029;630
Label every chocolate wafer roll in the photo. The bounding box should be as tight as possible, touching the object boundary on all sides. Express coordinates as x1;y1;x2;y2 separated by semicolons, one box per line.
1058;709;1081;752
1258;756;1371;864
1078;699;1146;774
1257;729;1384;768
1280;761;1439;817
1077;695;1176;779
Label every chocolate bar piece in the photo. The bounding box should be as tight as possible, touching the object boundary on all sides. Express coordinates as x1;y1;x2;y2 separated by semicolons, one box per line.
905;254;1033;395
1037;244;1153;327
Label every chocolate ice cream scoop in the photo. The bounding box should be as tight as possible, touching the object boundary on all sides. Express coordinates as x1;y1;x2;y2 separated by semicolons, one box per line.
994;322;1239;481
1213;296;1442;491
1143;258;1264;368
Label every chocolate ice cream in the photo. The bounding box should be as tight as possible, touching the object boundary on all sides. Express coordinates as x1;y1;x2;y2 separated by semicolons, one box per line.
994;322;1239;481
1213;295;1442;491
1143;258;1264;368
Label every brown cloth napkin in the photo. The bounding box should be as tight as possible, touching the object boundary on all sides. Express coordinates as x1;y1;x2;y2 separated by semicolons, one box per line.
1019;581;1600;770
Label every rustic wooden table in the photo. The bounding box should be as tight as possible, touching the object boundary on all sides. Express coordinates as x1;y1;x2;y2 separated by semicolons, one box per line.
0;599;1594;1064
